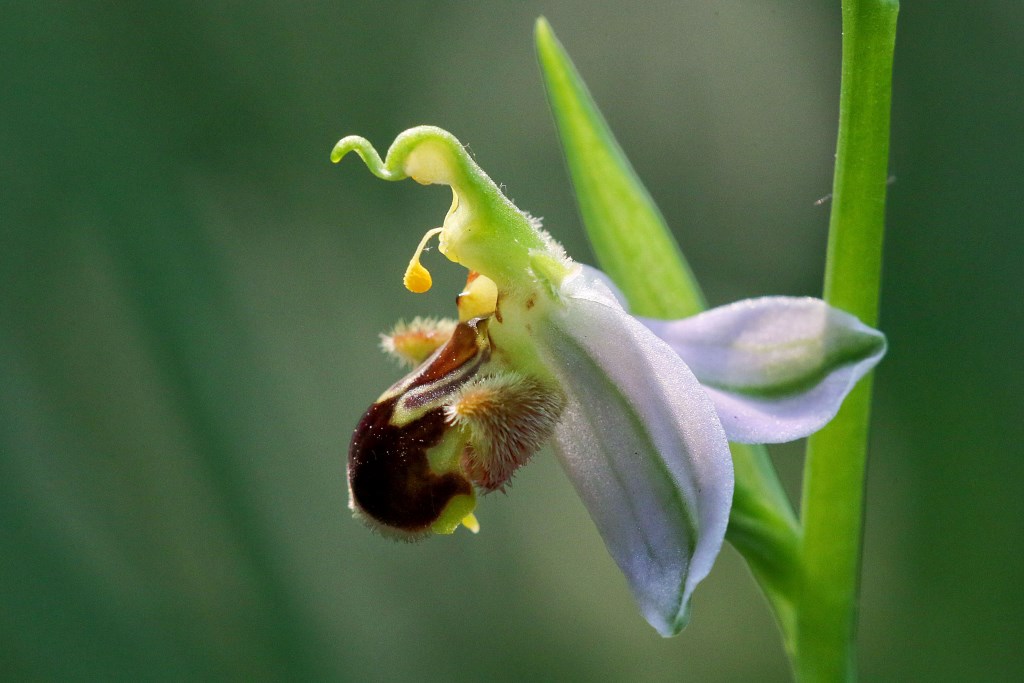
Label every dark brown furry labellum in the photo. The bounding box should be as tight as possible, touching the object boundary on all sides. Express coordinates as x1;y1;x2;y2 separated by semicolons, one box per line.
348;318;490;537
348;397;472;536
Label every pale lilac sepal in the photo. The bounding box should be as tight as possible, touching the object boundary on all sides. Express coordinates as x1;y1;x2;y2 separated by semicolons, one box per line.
535;267;734;636
641;297;887;444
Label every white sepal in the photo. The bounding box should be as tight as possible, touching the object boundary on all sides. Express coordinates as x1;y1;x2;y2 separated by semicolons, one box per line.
641;297;887;444
535;269;734;636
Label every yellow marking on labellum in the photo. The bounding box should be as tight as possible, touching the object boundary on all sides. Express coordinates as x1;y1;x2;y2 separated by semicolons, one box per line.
404;227;444;293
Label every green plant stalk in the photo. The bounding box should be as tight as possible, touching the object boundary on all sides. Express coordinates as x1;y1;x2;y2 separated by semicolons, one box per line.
729;443;801;657
797;1;898;680
534;17;801;649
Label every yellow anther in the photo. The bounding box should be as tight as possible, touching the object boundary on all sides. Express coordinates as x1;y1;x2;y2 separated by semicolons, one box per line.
403;227;444;293
457;272;498;321
461;513;481;534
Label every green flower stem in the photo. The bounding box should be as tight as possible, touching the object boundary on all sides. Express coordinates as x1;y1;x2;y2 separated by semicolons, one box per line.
535;17;801;648
797;1;898;680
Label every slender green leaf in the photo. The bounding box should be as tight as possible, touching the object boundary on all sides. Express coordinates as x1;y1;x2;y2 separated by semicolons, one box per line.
534;17;703;320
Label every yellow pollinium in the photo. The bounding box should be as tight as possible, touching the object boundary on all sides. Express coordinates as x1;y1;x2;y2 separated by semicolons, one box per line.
404;227;444;294
404;262;432;294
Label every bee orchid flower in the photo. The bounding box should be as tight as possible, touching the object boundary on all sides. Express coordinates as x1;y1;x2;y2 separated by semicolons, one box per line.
333;126;885;636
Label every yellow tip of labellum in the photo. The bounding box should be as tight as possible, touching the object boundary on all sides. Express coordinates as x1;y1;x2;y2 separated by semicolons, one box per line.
403;227;444;294
461;513;480;534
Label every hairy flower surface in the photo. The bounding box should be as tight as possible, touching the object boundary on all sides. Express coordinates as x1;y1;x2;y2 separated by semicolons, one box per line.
334;126;884;636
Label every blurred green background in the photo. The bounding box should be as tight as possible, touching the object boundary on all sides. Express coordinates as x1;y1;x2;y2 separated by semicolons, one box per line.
3;2;1022;681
